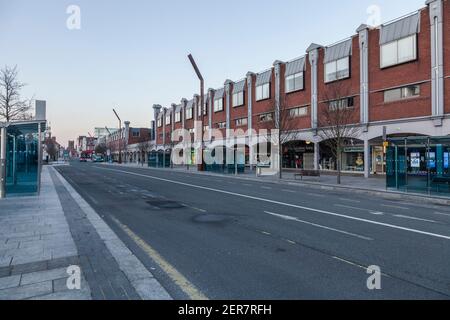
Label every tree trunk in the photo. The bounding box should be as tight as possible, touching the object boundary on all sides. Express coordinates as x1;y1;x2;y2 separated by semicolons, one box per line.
336;148;341;185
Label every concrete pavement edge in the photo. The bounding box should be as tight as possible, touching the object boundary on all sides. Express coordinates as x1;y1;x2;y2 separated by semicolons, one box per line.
50;166;172;300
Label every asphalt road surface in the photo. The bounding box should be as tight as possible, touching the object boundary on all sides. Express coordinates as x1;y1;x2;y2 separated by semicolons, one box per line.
55;162;450;300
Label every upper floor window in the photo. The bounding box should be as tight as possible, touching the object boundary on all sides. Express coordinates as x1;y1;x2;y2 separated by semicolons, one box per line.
157;118;162;128
186;108;193;120
381;35;417;68
233;91;244;107
259;112;274;123
285;72;304;93
175;112;181;123
214;99;223;112
384;85;420;102
325;57;350;83
165;114;171;125
289;106;308;118
256;83;270;101
216;122;226;129
329;97;354;111
235;118;248;127
131;130;140;137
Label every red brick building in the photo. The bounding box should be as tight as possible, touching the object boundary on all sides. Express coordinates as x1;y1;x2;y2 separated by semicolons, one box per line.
153;0;449;176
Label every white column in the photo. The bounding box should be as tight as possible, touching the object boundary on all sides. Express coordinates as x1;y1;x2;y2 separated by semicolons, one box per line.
314;142;320;171
364;139;370;179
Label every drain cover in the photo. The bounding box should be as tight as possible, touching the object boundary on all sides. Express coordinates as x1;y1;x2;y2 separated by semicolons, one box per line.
146;200;184;209
193;214;228;223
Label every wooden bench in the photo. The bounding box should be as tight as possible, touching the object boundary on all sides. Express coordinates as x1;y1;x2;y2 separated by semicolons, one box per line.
294;170;321;180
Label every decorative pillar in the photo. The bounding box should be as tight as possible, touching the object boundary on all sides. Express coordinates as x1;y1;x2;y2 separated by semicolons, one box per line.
224;80;233;140
246;72;255;171
207;88;215;141
357;24;370;131
314;141;320;171
273;61;283;130
364;138;370;178
307;44;321;131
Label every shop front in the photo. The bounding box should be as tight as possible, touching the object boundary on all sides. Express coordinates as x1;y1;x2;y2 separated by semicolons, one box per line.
283;141;314;170
319;139;364;173
387;136;450;197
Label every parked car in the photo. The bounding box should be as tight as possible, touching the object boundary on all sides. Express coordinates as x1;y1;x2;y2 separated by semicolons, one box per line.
79;157;88;163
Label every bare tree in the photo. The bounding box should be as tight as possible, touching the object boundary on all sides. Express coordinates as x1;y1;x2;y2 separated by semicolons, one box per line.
136;137;153;166
95;143;107;156
262;92;298;179
44;138;59;162
0;66;33;122
317;82;361;185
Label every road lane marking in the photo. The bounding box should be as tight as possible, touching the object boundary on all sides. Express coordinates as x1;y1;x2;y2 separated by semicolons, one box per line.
285;239;297;245
332;257;367;270
110;216;208;300
265;211;373;241
94;167;450;241
339;198;361;203
260;231;272;236
282;189;296;193
306;193;325;198
433;212;450;217
381;204;408;210
394;215;436;223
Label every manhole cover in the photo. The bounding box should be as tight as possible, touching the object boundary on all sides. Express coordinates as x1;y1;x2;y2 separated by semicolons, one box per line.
146;200;184;209
193;214;228;223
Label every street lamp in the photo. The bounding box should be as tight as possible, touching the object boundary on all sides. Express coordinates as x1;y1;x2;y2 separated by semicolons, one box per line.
113;108;122;164
188;54;205;171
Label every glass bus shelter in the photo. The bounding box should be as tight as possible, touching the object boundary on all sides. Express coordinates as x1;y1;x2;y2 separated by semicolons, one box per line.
386;136;450;197
0;121;46;198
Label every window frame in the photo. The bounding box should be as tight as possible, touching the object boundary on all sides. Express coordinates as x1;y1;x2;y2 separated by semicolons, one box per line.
380;34;417;69
259;112;274;123
165;114;171;125
383;85;420;103
256;83;270;101
214;98;224;112
232;91;245;107
325;57;350;83
235;117;248;127
175;112;181;123
328;97;355;111
185;108;193;120
285;72;304;93
289;106;309;118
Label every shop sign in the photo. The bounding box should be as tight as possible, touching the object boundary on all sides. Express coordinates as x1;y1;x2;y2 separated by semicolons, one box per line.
343;147;364;153
410;152;420;168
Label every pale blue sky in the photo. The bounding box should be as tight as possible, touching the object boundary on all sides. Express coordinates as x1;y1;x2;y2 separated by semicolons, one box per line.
0;0;425;147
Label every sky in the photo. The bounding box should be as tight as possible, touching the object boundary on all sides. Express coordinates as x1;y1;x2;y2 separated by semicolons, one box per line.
0;0;425;147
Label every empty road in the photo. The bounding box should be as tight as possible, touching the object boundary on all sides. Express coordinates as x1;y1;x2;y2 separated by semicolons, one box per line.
55;162;450;300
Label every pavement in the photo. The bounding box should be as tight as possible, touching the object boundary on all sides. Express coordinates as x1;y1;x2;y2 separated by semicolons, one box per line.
52;161;450;299
0;165;171;300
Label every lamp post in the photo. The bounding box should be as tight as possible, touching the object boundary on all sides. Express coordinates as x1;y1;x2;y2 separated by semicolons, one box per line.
188;54;205;171
113;109;122;164
0;125;7;199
